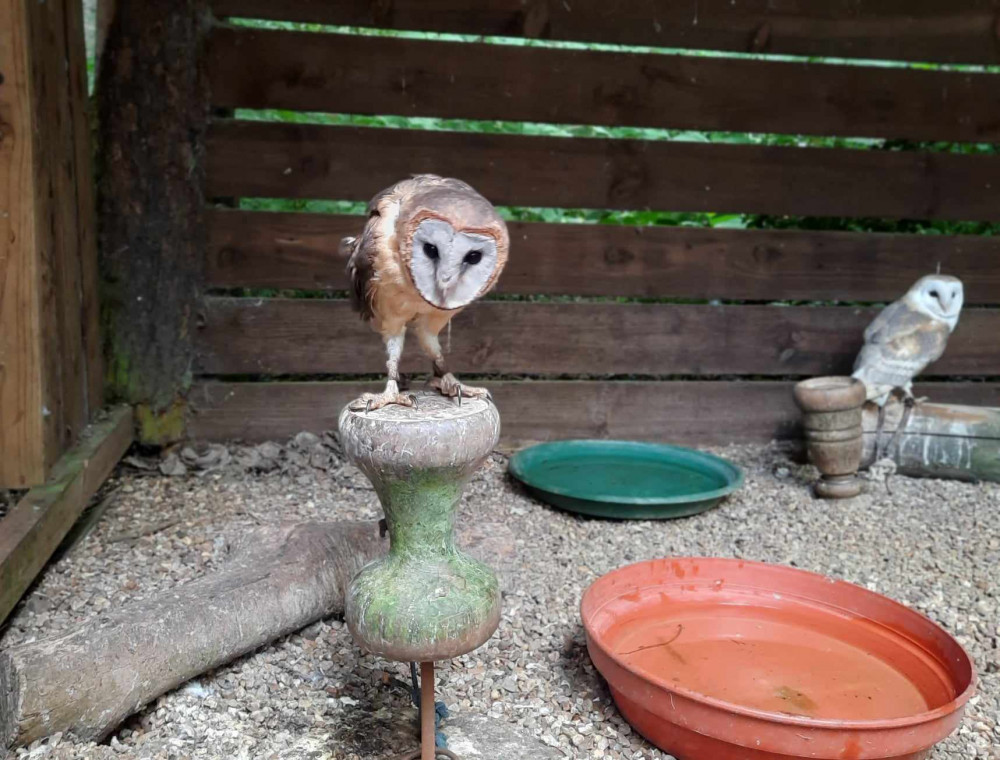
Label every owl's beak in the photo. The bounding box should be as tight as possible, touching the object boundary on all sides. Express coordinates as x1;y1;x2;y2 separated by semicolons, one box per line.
438;268;461;297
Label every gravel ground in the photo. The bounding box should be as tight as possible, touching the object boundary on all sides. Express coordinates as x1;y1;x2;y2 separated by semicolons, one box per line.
2;435;997;760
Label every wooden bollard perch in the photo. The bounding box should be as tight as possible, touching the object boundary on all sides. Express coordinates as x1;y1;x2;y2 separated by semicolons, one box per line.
0;518;513;749
862;401;1000;482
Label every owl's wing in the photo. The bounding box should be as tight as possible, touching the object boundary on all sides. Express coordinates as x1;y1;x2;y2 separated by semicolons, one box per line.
344;194;393;321
861;300;909;345
344;234;374;320
853;302;950;391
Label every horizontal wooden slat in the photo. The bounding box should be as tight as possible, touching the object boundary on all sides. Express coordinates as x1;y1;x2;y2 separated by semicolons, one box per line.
206;209;1000;303
209;27;1000;143
206;122;1000;222
188;380;1000;445
195;297;1000;378
208;0;1000;65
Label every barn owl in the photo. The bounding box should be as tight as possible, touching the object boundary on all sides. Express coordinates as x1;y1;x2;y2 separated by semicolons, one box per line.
853;274;963;457
341;175;509;411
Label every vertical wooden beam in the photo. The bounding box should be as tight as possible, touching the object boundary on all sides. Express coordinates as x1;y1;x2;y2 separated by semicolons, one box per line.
33;0;86;463
97;0;209;441
0;0;55;487
0;0;102;488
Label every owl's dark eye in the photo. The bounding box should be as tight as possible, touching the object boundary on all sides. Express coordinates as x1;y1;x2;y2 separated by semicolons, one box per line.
464;250;483;266
423;243;439;260
929;289;939;298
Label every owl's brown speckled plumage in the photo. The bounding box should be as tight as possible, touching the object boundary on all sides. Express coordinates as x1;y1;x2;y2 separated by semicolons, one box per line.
342;175;509;411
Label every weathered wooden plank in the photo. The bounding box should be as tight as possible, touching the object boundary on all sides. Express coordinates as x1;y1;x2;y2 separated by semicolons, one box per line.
0;0;46;487
208;0;1000;65
187;380;1000;445
0;406;133;624
209;27;1000;143
1;0;103;488
36;0;92;453
862;401;1000;482
206;122;1000;222
0;0;70;487
28;0;78;462
195;298;1000;378
206;209;1000;303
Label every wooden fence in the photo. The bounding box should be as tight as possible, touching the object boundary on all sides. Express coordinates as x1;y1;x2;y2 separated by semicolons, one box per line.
188;1;1000;446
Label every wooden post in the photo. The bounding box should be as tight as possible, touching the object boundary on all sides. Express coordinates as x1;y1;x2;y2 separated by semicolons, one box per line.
96;0;209;443
0;0;102;488
420;662;436;760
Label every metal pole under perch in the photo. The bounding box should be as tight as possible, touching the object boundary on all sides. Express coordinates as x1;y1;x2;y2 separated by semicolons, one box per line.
338;391;503;760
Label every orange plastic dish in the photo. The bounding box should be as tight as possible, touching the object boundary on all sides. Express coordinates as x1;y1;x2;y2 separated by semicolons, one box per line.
581;558;975;760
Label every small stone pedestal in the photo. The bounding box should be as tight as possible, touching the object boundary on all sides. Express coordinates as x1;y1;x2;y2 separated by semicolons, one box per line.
338;392;502;759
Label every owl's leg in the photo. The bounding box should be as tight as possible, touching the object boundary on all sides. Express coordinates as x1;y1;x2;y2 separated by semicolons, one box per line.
414;318;491;405
873;402;888;462
885;391;917;457
349;331;417;412
902;382;928;405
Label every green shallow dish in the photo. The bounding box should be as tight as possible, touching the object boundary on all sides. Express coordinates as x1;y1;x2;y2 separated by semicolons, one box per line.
508;440;744;519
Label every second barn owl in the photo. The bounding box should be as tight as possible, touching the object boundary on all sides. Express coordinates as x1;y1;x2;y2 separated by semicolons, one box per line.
853;273;963;457
342;175;509;411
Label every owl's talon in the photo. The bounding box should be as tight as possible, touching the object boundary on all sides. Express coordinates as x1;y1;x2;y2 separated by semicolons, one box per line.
349;389;417;413
428;373;491;404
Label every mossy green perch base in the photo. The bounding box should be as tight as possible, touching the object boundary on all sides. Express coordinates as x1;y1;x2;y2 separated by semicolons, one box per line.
339;392;502;662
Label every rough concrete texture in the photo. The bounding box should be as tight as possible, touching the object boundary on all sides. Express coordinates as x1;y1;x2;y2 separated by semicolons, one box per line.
445;712;561;758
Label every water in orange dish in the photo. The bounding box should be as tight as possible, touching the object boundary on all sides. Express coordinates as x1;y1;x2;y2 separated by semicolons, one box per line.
606;595;952;722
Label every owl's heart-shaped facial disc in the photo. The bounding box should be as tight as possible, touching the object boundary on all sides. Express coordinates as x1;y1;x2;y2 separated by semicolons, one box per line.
918;275;964;319
410;219;499;310
910;274;964;327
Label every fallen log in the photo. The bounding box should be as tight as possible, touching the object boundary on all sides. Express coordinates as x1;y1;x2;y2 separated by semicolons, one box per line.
862;401;1000;482
0;519;512;748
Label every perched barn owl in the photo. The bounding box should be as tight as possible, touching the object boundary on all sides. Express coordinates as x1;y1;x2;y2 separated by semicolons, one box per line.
853;273;963;456
342;175;509;411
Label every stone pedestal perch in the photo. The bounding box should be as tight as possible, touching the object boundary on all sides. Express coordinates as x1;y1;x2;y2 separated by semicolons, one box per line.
339;391;502;760
793;377;866;499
